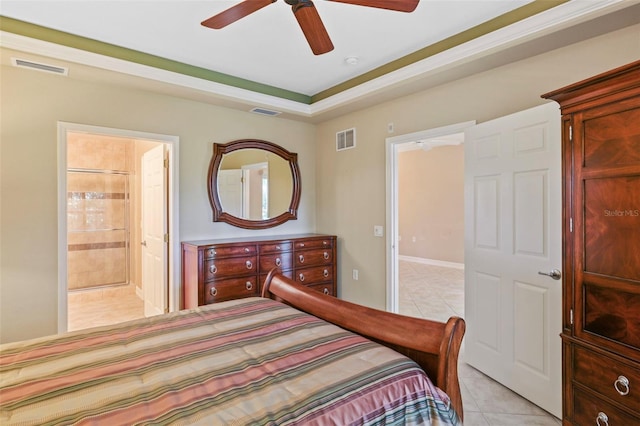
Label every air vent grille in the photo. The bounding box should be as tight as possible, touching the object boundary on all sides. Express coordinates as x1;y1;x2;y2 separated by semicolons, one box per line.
250;107;281;116
336;128;356;151
11;58;68;76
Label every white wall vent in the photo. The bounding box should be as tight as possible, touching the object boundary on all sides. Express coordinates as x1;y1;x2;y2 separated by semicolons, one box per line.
11;58;68;76
250;107;281;116
336;128;356;151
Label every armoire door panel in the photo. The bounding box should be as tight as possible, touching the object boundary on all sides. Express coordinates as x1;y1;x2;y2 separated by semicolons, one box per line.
583;107;640;168
583;176;640;280
583;284;640;350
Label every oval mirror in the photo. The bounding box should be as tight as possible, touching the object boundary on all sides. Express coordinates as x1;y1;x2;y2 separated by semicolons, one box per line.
207;139;301;229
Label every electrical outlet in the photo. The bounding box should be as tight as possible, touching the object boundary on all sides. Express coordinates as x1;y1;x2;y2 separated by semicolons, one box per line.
353;269;359;280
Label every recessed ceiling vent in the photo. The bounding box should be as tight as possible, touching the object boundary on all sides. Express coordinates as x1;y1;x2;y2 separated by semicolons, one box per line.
336;128;356;151
250;107;281;117
11;58;68;76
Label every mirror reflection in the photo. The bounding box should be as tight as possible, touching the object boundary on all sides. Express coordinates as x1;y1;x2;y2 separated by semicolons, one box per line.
218;149;293;220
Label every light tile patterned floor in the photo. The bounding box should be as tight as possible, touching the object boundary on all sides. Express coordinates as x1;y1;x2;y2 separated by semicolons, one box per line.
399;260;562;426
67;284;144;331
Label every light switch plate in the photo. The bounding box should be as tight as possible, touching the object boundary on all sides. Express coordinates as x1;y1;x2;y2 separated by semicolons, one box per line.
374;225;384;237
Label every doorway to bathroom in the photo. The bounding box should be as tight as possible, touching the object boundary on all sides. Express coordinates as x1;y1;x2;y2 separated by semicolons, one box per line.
58;122;179;333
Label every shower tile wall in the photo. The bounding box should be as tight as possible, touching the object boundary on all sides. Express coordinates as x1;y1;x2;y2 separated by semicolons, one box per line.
67;134;132;291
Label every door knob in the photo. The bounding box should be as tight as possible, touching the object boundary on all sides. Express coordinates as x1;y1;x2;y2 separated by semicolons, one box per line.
538;269;561;280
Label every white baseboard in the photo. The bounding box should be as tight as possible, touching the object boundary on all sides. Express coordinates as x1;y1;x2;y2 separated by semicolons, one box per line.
398;255;464;270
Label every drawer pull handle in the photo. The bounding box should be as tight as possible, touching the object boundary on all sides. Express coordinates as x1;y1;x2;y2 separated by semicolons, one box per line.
246;260;253;269
323;251;329;260
276;245;281;250
596;412;609;426
323;269;329;278
209;249;216;257
299;255;304;263
210;287;218;297
323;288;329;295
299;273;305;282
209;265;217;274
244;247;250;253
246;281;253;291
614;375;630;396
275;258;282;267
323;241;328;245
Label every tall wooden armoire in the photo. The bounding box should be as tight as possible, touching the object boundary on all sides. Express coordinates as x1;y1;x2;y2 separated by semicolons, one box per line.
543;61;640;424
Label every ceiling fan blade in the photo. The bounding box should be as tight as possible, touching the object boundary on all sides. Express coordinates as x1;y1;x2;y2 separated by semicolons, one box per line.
291;1;334;55
326;0;419;13
201;0;276;29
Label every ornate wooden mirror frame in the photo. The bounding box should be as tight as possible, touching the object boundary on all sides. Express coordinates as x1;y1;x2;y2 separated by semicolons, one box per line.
207;139;301;229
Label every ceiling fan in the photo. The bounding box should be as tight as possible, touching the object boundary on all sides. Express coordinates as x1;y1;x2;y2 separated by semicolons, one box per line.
201;0;420;55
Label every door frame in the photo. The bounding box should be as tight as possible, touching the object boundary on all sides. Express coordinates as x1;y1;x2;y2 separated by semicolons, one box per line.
57;122;180;333
385;121;475;313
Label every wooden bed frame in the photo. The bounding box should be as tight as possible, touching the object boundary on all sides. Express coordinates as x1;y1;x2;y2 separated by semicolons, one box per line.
262;269;466;421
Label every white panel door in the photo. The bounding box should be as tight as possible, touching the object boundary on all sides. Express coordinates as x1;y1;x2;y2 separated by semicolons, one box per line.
218;169;243;217
464;103;562;417
142;145;167;317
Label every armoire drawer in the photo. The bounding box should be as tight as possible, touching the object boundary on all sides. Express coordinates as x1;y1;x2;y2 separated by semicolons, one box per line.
296;265;333;285
205;276;259;304
573;346;640;413
259;253;293;273
573;387;639;425
204;245;256;259
204;256;256;280
259;242;292;254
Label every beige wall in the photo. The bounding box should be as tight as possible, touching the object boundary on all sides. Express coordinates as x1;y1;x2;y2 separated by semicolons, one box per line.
0;65;317;343
398;145;464;264
1;23;638;343
315;24;640;309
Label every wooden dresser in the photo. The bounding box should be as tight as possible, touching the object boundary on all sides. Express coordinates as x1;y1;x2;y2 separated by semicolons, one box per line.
543;61;640;425
182;234;337;308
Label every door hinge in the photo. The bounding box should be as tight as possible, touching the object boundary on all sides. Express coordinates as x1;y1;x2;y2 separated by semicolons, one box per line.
164;158;169;168
570;309;574;325
569;125;573;141
570;217;573;233
164;233;169;243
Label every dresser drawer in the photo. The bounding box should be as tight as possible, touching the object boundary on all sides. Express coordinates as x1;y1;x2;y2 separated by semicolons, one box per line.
296;265;333;285
204;276;259;304
204;256;256;280
259;252;293;273
574;346;640;413
296;249;332;267
259;242;292;254
573;387;639;425
294;238;333;250
307;283;334;296
204;245;256;259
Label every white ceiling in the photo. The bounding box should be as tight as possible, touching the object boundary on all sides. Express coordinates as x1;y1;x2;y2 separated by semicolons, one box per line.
1;0;639;120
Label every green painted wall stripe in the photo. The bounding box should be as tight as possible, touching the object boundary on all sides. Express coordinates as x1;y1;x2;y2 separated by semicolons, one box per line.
0;16;312;105
311;0;570;103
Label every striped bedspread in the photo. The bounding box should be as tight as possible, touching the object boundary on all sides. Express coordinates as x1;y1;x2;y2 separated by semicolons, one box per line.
1;297;461;425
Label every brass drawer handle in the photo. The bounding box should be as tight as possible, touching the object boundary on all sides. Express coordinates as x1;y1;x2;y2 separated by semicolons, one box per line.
299;273;305;282
323;288;329;295
275;257;282;267
299;255;304;263
208;249;216;257
246;281;253;291
210;287;218;297
596;412;609;426
246;260;253;269
323;269;329;278
323;251;329;260
614;375;630;396
209;265;217;274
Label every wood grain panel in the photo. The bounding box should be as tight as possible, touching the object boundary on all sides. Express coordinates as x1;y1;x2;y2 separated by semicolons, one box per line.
584;107;640;168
